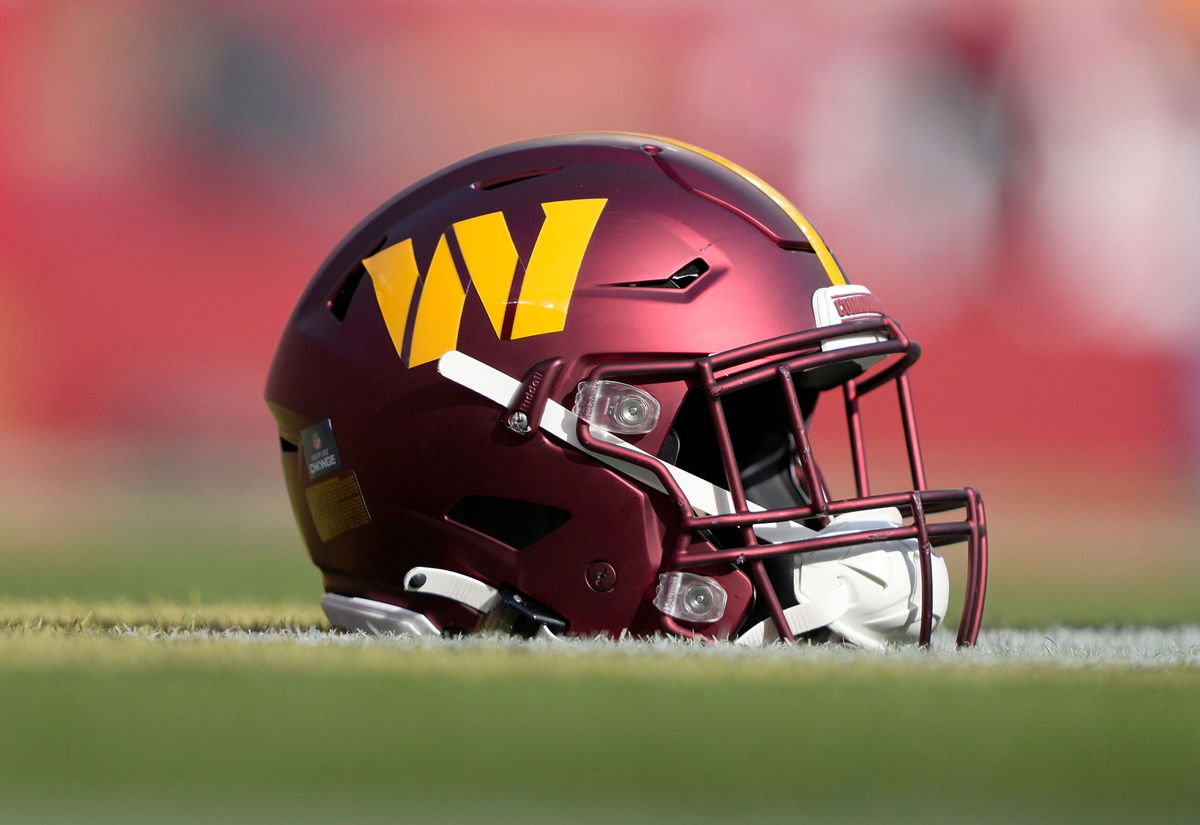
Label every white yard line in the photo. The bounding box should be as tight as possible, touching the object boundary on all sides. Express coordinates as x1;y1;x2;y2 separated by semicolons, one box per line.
109;625;1200;669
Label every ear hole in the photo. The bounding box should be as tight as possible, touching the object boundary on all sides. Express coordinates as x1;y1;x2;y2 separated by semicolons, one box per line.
328;266;365;321
447;495;570;550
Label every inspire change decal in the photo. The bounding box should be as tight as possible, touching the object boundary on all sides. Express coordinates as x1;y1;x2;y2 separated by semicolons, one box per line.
300;418;342;480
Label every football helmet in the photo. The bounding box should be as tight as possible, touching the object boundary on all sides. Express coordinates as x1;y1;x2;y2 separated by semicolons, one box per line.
265;133;987;647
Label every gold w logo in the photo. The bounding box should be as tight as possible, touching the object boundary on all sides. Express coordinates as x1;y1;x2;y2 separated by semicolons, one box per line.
362;198;607;367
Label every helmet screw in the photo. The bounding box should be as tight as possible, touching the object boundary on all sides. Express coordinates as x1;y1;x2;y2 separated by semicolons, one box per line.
506;411;531;434
407;573;427;589
585;561;617;592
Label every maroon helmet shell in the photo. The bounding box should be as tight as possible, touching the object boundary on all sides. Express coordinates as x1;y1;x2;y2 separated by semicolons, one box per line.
265;132;987;645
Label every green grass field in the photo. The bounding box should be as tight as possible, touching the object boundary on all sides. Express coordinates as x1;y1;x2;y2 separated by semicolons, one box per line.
2;486;1198;824
1;631;1197;825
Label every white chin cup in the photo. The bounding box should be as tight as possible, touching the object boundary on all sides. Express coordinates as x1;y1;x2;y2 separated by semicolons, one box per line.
737;507;949;647
795;507;949;649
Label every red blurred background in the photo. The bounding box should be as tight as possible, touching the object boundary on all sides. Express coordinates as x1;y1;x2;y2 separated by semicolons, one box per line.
2;1;1196;595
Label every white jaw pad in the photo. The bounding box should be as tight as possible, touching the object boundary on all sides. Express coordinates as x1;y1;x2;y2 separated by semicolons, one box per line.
795;508;948;649
747;508;940;647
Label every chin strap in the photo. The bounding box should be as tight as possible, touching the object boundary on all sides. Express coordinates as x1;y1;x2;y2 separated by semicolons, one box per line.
734;584;851;645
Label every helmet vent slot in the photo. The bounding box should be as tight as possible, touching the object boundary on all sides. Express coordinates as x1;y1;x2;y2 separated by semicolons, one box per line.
329;238;390;321
447;495;570;550
279;436;298;453
472;166;563;191
609;258;709;290
328;266;365;321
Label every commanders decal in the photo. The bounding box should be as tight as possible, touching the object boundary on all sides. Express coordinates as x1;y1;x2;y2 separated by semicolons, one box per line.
362;198;607;367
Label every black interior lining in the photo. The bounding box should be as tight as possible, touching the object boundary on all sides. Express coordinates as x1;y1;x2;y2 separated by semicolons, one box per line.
329;237;390;321
666;380;820;625
448;495;571;550
609;258;709;290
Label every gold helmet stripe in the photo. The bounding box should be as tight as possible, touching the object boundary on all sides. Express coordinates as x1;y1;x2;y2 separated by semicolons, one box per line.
625;132;847;287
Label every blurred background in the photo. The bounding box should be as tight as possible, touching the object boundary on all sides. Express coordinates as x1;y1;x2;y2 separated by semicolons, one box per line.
1;0;1197;624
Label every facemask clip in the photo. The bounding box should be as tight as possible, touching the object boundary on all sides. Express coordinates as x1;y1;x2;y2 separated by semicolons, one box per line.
503;357;565;436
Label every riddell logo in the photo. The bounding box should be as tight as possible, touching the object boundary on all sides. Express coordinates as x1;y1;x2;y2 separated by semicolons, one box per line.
832;293;885;318
363;198;607;367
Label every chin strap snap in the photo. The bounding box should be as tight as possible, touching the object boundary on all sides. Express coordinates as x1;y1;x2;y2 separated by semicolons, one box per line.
405;566;499;612
405;566;567;639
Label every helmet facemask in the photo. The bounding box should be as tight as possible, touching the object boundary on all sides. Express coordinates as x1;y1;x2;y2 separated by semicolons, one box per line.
571;312;988;647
